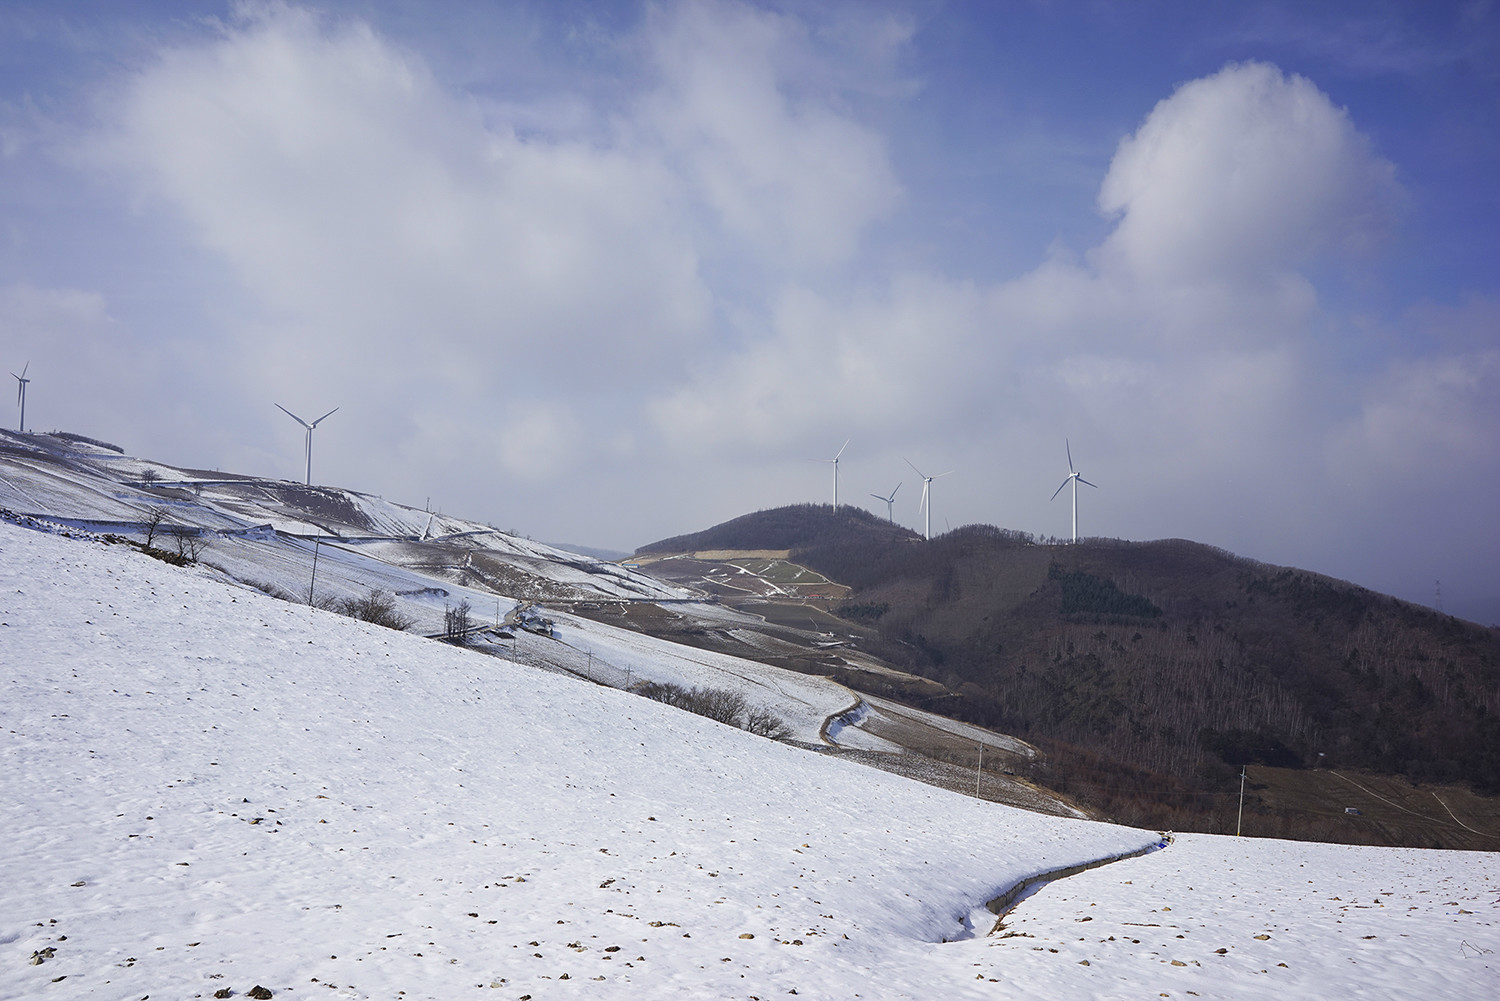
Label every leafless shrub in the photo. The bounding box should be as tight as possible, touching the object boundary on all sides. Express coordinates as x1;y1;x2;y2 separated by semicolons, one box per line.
339;589;416;631
688;687;749;726
637;680;694;708
245;579;296;602
636;682;789;739
743;706;793;741
140;468;160;485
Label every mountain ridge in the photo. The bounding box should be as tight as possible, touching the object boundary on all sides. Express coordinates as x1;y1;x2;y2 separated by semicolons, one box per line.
638;504;1500;837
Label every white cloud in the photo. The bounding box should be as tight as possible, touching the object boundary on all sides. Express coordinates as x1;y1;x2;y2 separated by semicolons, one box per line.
103;1;712;395
1095;61;1400;289
1333;348;1500;485
640;0;902;271
81;0;916;490
654;61;1399;463
650;274;989;454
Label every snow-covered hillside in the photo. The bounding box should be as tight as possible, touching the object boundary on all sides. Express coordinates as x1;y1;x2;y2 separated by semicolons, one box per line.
4;518;1498;1000
0;429;688;605
0;431;1051;771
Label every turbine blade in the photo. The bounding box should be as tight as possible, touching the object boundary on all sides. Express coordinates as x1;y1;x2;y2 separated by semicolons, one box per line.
904;457;926;479
834;438;849;461
1066;439;1074;473
1050;479;1070;501
919;480;930;512
935;470;955;479
890;482;901;500
311;407;339;427
1078;477;1099;489
276;404;312;429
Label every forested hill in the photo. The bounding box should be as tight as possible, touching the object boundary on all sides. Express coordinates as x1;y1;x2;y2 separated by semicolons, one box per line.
642;510;1500;825
637;502;920;554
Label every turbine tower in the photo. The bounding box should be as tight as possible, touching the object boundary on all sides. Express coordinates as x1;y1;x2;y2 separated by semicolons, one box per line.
1049;439;1097;543
11;362;29;432
818;438;850;510
277;404;338;486
905;458;953;541
870;482;901;522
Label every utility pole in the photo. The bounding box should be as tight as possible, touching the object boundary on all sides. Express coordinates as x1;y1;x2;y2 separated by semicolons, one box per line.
975;743;984;799
1236;765;1247;837
308;538;321;606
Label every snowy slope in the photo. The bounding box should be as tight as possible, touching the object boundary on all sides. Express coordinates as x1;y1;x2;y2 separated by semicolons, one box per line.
0;430;689;604
4;519;1499;1000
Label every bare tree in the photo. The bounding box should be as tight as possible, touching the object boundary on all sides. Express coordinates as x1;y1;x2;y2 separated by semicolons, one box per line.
167;524;205;563
142;507;168;549
444;598;472;644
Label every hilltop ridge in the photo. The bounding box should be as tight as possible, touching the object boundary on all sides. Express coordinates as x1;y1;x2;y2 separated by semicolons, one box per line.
638;502;921;554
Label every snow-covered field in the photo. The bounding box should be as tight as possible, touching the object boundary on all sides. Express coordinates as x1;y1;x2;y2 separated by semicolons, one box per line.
4;519;1498;1000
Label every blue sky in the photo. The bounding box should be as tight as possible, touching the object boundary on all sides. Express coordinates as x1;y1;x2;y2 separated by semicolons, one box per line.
2;1;1497;623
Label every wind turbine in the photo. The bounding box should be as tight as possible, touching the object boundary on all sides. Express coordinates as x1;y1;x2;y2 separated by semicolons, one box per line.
11;362;29;432
1049;439;1098;543
277;404;338;486
870;482;901;522
905;458;954;541
818;438;850;510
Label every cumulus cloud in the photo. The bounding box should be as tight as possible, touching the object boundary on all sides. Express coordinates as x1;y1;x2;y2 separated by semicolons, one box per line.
1095;61;1401;288
656;60;1402;463
80;0;915;495
103;3;710;399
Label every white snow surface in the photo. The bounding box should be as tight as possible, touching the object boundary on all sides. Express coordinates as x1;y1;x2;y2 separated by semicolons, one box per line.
0;432;690;605
4;519;1498;1000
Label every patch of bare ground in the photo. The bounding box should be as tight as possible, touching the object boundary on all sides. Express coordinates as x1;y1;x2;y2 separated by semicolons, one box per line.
736;599;858;633
1239;766;1500;850
853;696;1037;764
803;745;1087;817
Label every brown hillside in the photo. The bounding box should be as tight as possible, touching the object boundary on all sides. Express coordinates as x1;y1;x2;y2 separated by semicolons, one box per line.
640;509;1500;844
